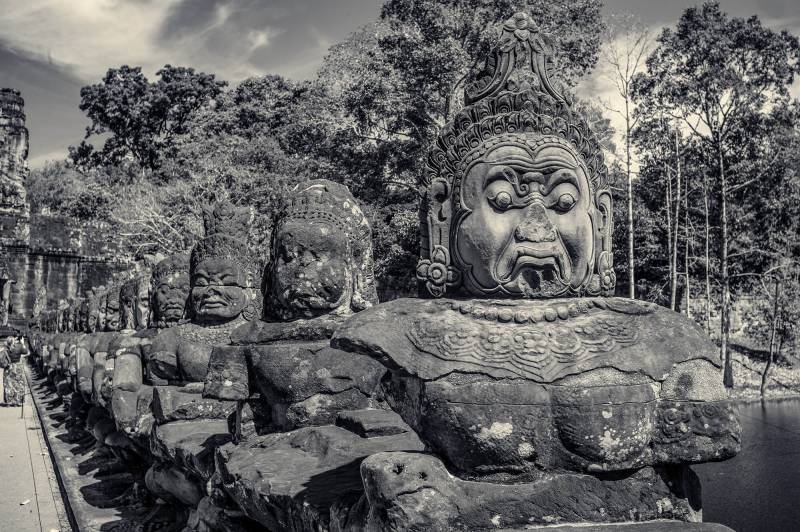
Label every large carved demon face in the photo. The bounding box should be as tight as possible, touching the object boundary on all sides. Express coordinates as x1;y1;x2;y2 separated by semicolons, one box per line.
454;141;609;297
154;272;189;325
269;219;350;318
191;258;249;323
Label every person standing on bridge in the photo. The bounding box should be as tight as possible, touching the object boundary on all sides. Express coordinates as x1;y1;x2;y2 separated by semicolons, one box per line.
0;336;27;406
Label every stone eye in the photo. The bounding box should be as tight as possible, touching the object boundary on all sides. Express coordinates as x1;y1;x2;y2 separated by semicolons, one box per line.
490;191;513;211
555;193;576;212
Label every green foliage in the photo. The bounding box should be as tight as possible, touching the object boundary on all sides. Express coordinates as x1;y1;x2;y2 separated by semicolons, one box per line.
70;65;226;172
27;161;114;220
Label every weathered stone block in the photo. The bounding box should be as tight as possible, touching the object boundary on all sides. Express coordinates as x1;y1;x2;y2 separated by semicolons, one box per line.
151;419;233;481
216;417;424;531
153;385;237;423
335;409;409;438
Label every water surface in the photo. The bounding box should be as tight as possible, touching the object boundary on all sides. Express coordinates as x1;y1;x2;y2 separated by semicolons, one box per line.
696;397;800;532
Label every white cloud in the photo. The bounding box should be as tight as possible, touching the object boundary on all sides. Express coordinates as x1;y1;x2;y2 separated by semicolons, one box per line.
0;0;279;82
28;148;69;169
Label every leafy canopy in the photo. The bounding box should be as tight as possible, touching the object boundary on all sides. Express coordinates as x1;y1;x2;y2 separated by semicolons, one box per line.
70;65;226;172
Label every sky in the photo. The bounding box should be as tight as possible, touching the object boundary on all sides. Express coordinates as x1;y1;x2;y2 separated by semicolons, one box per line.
1;0;799;168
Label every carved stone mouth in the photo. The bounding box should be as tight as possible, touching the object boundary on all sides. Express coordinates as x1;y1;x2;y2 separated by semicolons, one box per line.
496;244;571;287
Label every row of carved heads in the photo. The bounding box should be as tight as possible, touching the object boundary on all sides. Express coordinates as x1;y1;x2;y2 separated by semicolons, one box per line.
33;179;380;332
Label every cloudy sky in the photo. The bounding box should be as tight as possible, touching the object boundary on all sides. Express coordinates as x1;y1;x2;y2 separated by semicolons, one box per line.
1;0;798;167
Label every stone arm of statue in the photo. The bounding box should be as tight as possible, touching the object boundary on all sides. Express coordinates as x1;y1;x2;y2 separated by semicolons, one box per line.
48;341;60;370
75;344;95;399
147;329;181;385
112;335;153;433
92;350;108;407
203;345;250;402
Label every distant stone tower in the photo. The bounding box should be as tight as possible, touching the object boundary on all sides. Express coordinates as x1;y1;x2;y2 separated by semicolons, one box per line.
0;88;30;217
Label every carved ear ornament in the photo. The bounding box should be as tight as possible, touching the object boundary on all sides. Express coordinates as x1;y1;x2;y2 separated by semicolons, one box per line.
416;245;462;298
240;288;262;322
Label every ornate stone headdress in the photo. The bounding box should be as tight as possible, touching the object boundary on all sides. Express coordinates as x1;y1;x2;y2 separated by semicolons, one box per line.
191;200;263;321
267;179;378;316
417;12;611;298
151;253;190;289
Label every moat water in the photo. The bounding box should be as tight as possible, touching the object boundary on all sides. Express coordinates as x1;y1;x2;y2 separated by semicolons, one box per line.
696;397;800;532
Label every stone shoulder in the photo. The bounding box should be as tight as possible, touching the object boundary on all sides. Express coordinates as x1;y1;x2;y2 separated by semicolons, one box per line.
332;297;718;383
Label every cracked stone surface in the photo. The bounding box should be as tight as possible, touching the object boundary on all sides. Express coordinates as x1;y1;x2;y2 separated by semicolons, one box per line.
216;411;424;531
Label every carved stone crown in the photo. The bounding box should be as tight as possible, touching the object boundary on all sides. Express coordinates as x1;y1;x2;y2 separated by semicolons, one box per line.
150;253;190;289
423;12;608;194
191;200;261;287
275;179;371;244
418;12;610;298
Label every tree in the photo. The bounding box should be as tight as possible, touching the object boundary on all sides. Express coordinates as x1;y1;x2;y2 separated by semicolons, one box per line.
746;101;800;394
600;14;652;299
632;2;800;387
70;65;226;173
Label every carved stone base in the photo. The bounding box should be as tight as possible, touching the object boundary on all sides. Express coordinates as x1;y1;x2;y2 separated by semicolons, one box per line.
360;452;702;531
152;419;233;482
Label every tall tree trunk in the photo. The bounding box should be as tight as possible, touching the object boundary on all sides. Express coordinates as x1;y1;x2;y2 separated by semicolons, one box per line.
666;163;673;306
719;144;733;389
703;172;711;334
684;161;691;317
761;277;781;397
671;130;681;312
626;102;635;299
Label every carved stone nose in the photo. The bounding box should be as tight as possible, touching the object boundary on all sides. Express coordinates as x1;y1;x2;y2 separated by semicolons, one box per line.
514;203;557;243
